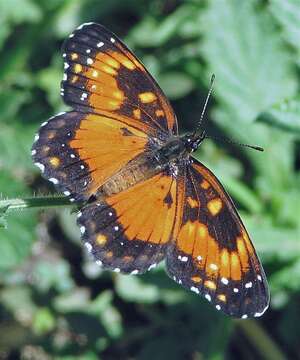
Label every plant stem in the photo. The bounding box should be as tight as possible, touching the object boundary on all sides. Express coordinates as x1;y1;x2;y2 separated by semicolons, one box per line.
236;319;286;360
0;195;73;213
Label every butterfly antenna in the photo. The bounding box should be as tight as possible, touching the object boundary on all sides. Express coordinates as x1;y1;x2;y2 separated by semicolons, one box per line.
205;135;264;152
193;74;215;138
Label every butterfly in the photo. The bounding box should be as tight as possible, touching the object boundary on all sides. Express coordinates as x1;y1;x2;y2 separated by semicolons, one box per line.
32;22;269;318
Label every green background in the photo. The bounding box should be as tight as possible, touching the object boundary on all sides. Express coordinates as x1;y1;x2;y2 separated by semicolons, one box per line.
1;0;300;358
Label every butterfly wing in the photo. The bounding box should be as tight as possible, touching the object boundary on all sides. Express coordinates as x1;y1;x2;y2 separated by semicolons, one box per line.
61;22;178;137
166;158;269;318
32;23;181;201
77;171;178;274
32;110;155;202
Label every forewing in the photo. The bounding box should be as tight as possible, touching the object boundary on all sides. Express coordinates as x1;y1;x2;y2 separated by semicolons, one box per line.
166;159;269;318
32;111;150;202
78;172;177;274
61;22;178;137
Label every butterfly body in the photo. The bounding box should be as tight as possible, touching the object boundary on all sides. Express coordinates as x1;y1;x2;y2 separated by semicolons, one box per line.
32;22;269;318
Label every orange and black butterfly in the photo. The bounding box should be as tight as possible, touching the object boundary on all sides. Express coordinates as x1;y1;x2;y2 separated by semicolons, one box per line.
32;23;269;318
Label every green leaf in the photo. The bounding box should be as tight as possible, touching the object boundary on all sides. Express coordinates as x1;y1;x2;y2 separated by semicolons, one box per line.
201;0;296;125
257;97;300;135
34;258;74;293
0;123;36;172
269;0;300;58
128;4;196;47
0;174;36;271
200;0;297;201
32;307;56;335
0;89;31;122
115;274;160;304
0;0;42;25
158;72;195;100
244;215;300;262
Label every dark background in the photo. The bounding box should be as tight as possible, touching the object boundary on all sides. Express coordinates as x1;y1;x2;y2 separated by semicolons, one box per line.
0;0;300;359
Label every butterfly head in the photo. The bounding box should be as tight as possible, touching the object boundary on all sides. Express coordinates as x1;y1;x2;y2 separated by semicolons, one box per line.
182;131;206;153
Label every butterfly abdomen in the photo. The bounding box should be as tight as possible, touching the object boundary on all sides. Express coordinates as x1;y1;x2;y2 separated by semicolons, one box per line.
100;154;162;196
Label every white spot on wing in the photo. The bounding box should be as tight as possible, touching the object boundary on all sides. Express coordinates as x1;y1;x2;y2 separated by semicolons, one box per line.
216;305;221;311
34;162;45;172
221;277;229;285
245;282;252;288
114;226;119;231
31;150;37;156
49;178;59;184
87;58;93;65
131;270;138;275
257;275;262;281
205;294;211;302
34;134;39;142
254;305;269;317
233;288;239;293
96;260;102;266
80;226;86;234
148;264;157;270
110;37;115;43
64;191;71;196
84;242;92;252
178;255;188;262
241;314;248;319
210;263;218;270
190;286;199;294
97;41;104;47
114;268;120;273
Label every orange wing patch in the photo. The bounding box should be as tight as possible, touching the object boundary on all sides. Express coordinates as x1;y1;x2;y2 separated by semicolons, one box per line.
61;22;178;136
77;172;177;274
106;173;176;244
69;113;148;196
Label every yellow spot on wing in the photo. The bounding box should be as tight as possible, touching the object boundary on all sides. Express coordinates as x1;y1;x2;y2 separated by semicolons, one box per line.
133;108;141;119
204;280;216;290
191;276;202;283
74;64;82;73
71;53;78;60
96;234;107;246
237;237;249;272
201;180;210;189
155;109;164;117
139;92;157;103
112;90;124;100
123;256;134;262
217;294;226;302
187;197;199;208
207;198;222;216
231;252;241;280
220;248;230;278
71;75;78;83
198;223;207;238
47;131;56;139
49;157;60;167
99;64;117;76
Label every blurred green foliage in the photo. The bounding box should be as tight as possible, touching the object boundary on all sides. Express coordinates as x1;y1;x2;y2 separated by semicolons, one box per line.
1;0;300;358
